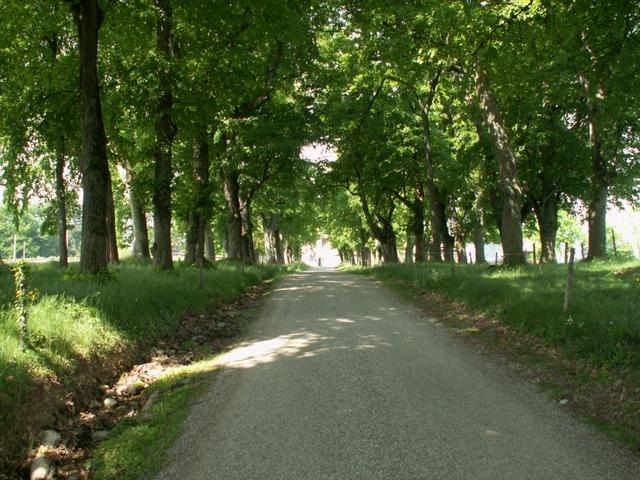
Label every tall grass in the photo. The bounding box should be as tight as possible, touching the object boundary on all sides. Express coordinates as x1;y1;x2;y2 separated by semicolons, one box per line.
0;260;300;429
357;259;640;368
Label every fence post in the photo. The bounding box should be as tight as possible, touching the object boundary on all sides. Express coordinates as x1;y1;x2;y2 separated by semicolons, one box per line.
532;243;537;265
581;242;585;260
563;248;576;313
564;242;568;264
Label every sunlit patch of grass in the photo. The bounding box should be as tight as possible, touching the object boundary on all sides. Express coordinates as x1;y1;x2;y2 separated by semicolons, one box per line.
354;259;640;368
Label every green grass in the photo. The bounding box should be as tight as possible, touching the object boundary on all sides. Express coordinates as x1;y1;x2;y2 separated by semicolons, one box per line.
0;259;302;439
349;259;640;368
88;358;220;480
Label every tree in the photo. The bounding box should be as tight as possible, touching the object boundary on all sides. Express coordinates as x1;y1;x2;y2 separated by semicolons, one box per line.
69;0;111;274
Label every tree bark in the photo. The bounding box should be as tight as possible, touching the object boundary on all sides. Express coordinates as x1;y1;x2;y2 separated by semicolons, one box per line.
360;197;398;264
118;163;150;258
413;71;444;262
412;202;426;263
474;64;524;266
195;132;210;265
262;213;284;264
404;230;414;264
438;200;454;262
473;207;486;264
239;191;256;264
578;74;608;259
55;139;68;268
105;173;119;263
204;220;215;262
152;0;177;270
533;196;558;263
222;168;242;260
72;0;110;274
184;212;198;264
184;130;210;265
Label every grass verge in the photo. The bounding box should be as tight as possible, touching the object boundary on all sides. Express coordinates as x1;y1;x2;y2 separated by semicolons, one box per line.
0;259;302;473
87;359;219;480
345;259;640;368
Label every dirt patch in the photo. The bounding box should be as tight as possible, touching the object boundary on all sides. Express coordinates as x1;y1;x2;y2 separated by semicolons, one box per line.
3;279;274;480
414;288;640;453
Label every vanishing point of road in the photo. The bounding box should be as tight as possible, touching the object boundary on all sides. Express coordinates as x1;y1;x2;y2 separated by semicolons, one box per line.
156;268;640;480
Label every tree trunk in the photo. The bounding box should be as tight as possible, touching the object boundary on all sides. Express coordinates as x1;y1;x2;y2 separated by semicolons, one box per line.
360;197;398;264
239;191;256;264
130;187;150;259
534;197;558;263
118;163;150;258
404;230;414;264
55;140;68;268
455;240;467;264
420;112;443;262
262;213;283;264
411;193;426;263
578;74;608;259
152;0;176;270
72;0;110;274
416;72;443;262
380;228;399;264
222;169;242;260
204;220;215;262
473;216;485;264
105;173;119;263
184;212;198;264
438;200;454;262
184;130;210;265
474;64;524;266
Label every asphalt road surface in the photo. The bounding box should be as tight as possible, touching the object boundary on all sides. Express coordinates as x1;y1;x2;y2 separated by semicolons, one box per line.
156;268;640;480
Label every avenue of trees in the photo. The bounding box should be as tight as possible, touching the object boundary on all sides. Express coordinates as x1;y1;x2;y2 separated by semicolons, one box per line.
0;0;638;273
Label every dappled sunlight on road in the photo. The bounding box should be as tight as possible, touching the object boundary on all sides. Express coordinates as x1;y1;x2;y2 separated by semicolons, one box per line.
216;332;330;369
212;270;415;371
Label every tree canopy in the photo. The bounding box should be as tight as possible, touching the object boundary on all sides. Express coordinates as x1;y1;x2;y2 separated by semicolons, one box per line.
1;0;638;270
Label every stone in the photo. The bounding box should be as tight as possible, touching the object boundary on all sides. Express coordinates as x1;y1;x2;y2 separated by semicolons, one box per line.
559;399;569;405
42;430;61;448
30;456;51;480
92;430;110;442
103;397;118;408
140;391;160;420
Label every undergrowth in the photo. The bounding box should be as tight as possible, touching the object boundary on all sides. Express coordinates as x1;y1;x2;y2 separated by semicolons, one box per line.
0;259;301;437
88;359;220;480
347;259;640;368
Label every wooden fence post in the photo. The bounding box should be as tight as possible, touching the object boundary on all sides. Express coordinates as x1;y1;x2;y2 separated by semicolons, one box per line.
495;252;499;265
532;243;537;265
563;247;576;313
581;242;585;260
564;242;568;264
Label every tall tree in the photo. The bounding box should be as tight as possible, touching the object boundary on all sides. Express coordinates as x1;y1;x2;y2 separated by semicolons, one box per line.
152;0;177;269
69;0;111;274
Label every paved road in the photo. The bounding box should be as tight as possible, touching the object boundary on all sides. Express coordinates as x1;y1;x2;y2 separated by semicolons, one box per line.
156;268;640;479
